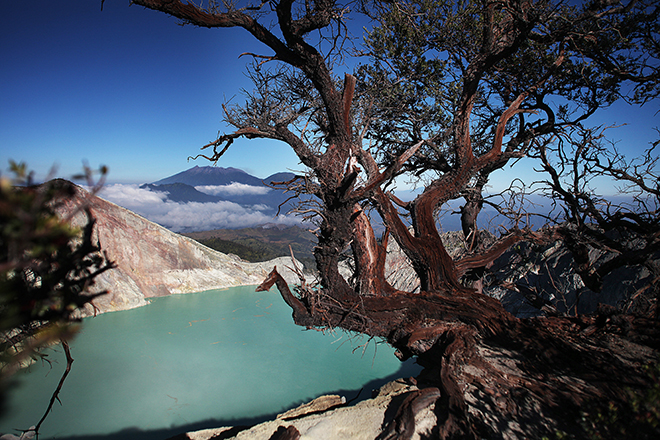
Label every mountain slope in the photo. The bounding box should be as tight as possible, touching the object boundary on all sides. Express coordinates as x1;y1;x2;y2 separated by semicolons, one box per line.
184;225;316;270
140;182;223;203
145;166;303;223
152;165;257;186
152;165;294;187
56;182;304;317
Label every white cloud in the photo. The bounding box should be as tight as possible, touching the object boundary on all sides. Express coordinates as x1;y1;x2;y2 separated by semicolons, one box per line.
99;184;168;208
98;184;298;232
195;182;271;197
250;204;271;211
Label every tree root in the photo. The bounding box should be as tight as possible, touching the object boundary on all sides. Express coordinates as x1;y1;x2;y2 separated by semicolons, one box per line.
378;387;441;440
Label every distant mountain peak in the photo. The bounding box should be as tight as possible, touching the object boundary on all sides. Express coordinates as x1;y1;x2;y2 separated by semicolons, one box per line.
146;167;303;227
153;166;260;186
192;165;247;174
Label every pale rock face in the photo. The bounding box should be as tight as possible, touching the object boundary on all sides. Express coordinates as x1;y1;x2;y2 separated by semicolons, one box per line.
177;379;427;440
57;184;303;317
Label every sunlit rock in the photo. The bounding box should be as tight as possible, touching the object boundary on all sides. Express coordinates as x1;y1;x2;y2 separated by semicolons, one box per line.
56;182;303;316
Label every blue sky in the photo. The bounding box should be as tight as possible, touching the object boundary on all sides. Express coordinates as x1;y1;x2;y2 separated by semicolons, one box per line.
1;1;657;191
1;1;303;184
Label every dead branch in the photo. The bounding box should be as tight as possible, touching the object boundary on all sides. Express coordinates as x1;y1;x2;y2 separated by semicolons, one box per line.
33;340;74;437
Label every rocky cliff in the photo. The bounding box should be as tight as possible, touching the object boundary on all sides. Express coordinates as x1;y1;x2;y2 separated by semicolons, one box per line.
383;230;655;318
56;183;304;317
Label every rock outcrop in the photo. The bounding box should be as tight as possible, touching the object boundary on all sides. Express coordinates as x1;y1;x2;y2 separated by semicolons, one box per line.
484;237;655;317
382;230;655;318
56;183;304;317
168;379;436;440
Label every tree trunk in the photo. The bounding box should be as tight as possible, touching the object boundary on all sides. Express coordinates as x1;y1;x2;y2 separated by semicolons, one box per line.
371;188;464;293
128;1;660;437
460;190;483;250
350;207;396;296
314;198;357;300
259;267;659;438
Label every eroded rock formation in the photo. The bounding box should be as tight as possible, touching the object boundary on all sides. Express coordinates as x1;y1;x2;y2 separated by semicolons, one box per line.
56;182;303;316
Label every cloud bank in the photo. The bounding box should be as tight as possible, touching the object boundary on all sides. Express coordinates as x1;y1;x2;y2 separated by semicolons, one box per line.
99;184;299;232
195;182;271;197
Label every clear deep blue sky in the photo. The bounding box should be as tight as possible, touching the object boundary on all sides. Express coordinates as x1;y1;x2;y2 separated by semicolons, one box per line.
1;1;657;189
1;1;304;183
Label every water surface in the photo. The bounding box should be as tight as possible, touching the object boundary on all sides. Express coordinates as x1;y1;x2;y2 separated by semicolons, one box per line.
0;286;419;439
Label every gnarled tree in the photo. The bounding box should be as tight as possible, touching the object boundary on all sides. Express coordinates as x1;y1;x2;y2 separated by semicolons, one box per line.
133;1;659;438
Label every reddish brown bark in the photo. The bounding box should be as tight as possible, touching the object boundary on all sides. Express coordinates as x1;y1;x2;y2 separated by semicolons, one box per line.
269;425;301;440
132;2;660;438
372;188;464;293
351;208;397;296
258;266;659;438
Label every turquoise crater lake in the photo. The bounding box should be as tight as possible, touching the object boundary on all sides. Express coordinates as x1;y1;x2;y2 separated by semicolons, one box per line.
0;286;420;440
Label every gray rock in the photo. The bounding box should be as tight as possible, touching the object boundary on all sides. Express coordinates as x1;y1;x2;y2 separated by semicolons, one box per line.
484;239;655;317
374;229;654;318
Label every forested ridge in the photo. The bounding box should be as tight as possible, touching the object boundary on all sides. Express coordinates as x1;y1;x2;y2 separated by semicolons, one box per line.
184;225;316;269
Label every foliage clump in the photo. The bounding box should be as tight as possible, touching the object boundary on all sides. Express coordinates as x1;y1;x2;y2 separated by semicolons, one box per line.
186;225;316;269
0;162;113;380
